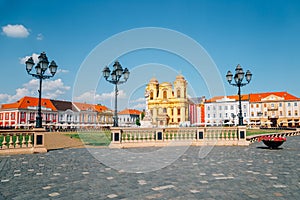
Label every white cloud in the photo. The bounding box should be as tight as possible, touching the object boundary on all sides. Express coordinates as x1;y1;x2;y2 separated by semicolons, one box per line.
0;79;70;104
19;53;39;64
56;69;69;74
2;24;29;38
74;90;127;103
129;98;146;110
36;33;43;40
129;97;146;103
131;103;146;110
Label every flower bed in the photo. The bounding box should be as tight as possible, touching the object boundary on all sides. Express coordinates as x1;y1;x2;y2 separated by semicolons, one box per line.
258;136;286;149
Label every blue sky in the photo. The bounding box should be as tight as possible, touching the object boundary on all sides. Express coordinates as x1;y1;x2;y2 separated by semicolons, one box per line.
1;0;300;110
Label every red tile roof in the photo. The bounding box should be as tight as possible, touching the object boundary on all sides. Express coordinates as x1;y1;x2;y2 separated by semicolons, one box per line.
94;104;109;112
1;96;57;111
206;94;249;103
205;92;299;103
249;91;299;102
118;109;142;115
73;102;110;112
72;102;95;111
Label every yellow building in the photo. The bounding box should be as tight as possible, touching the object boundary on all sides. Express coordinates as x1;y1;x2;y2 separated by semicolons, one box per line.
145;75;189;126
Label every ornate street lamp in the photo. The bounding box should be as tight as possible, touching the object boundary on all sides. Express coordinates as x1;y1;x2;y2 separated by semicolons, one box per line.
226;64;252;126
102;61;130;127
25;52;58;128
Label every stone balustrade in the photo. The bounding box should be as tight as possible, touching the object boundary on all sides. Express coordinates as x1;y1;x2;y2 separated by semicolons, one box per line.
0;129;47;154
1;132;33;149
110;126;248;148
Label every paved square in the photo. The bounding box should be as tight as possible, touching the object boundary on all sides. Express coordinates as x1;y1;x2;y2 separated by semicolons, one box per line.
1;136;299;199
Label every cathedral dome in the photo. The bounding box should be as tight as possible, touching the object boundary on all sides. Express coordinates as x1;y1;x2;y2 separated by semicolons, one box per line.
149;77;158;84
176;74;185;80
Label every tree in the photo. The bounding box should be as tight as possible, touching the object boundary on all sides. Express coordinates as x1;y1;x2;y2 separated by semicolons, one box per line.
136;117;141;126
141;112;145;120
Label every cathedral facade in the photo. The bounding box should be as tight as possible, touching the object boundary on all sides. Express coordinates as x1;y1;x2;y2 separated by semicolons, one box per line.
145;75;189;126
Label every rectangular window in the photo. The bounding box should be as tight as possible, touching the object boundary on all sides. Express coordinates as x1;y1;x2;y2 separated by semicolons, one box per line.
294;102;298;106
30;112;34;120
219;106;222;110
288;102;291;107
256;104;259;108
279;103;282;107
225;106;228;110
208;114;210;118
177;108;181;115
219;113;222;118
230;105;234;110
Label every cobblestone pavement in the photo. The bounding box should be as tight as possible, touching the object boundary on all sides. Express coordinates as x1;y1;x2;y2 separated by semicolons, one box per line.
0;136;299;200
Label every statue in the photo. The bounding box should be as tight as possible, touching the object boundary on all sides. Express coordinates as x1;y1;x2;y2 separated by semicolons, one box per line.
140;90;153;127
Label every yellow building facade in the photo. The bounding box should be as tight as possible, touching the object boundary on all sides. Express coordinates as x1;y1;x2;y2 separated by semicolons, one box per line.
145;75;189;126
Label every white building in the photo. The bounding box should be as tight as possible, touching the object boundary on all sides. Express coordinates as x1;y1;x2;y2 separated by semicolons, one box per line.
205;95;250;126
118;109;142;127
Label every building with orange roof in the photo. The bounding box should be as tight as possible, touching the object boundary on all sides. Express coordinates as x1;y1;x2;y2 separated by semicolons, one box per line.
248;92;300;127
0;96;58;128
204;91;300;127
205;95;250;126
72;102;97;127
94;104;113;126
0;96;113;129
118;109;142;127
72;102;114;128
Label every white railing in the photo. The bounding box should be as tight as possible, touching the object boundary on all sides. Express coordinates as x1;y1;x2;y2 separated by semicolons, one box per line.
0;129;46;154
110;126;248;147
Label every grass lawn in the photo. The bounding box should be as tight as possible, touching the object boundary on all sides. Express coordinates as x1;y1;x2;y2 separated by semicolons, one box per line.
246;129;286;136
65;130;111;146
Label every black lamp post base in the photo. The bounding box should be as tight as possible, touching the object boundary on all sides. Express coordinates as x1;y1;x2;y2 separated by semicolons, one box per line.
36;116;42;128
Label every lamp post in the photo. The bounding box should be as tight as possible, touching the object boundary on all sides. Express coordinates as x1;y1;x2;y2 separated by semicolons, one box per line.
25;52;58;128
257;111;263;127
226;64;252;126
102;61;130;127
231;113;236;126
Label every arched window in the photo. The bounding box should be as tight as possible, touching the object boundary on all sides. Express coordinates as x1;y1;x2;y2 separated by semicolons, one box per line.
177;89;180;98
150;91;153;100
163;91;167;99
